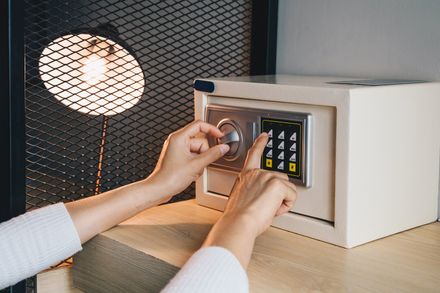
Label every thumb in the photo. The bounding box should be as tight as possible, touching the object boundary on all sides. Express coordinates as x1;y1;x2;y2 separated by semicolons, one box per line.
196;144;230;167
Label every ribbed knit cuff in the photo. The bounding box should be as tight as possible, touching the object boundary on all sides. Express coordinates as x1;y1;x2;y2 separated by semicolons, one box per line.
0;203;82;289
162;246;248;293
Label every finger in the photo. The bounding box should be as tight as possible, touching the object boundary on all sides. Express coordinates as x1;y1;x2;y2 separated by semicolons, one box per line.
263;169;290;180
189;138;210;153
242;133;269;171
275;181;297;216
180;120;223;138
195;144;230;168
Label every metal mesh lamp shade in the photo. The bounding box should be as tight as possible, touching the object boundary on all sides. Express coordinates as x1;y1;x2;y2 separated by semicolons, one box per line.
38;30;145;116
38;25;145;194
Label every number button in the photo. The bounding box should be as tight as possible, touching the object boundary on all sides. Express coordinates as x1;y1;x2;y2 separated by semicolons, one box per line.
290;132;297;141
278;130;285;139
289;153;296;162
278;151;284;160
289;143;296;151
266;149;273;158
278;141;284;150
277;161;284;170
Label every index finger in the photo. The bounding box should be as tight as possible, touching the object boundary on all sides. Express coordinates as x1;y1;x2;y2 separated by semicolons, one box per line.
242;132;269;171
180;120;223;138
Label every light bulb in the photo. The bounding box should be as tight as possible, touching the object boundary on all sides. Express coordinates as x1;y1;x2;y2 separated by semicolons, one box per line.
82;53;107;85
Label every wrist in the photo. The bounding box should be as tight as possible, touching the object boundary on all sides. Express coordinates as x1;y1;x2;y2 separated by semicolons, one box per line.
143;172;175;197
203;212;257;269
205;212;259;248
140;175;174;202
219;212;259;239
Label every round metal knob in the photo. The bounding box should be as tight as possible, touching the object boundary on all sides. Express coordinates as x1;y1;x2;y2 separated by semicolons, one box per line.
217;119;242;160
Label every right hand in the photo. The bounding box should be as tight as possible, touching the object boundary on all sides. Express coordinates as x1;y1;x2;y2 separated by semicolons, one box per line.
223;132;298;237
202;133;298;268
147;120;229;200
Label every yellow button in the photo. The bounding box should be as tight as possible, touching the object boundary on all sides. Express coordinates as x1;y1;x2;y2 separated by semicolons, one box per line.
289;163;296;172
266;159;272;168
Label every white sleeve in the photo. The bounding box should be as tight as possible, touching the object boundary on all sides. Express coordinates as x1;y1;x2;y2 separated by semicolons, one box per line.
161;246;249;293
0;203;82;289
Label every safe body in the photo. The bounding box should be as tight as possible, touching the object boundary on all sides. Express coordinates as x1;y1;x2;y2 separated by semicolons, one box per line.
194;75;440;248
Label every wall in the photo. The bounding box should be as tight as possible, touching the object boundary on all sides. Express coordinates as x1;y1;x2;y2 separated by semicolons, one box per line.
276;0;440;219
276;0;440;81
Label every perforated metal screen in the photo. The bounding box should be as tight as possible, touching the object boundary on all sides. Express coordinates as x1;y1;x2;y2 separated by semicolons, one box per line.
24;0;253;209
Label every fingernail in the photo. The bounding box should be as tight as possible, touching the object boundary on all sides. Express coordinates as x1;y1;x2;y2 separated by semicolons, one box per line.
259;132;268;138
219;144;230;155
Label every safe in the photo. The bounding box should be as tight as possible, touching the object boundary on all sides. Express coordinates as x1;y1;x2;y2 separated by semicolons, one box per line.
193;75;440;248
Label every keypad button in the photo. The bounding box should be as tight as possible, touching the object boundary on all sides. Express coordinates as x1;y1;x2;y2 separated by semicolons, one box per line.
278;130;284;139
289;163;296;172
289;143;296;151
267;129;273;138
266;159;272;168
277;161;284;170
289;153;296;162
266;149;273;158
278;141;284;150
290;132;297;141
278;151;284;160
267;139;273;148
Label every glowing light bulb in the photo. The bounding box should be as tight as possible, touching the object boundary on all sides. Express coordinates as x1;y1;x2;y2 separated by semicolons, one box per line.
82;54;107;85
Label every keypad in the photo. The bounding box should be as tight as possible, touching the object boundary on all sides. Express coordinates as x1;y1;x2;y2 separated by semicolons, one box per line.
261;117;302;180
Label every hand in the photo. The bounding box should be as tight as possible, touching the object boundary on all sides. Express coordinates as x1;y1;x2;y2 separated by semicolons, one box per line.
148;120;230;199
202;133;297;268
223;132;297;236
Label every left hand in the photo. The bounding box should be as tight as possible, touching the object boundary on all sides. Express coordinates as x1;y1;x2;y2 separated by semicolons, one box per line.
148;120;230;198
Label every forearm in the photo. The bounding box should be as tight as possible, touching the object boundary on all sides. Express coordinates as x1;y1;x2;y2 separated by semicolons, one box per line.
202;214;257;269
65;176;170;243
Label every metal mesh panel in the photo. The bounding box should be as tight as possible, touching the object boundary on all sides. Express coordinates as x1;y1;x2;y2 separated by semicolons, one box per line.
24;0;252;209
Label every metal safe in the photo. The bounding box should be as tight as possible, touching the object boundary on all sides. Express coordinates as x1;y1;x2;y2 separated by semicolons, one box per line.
194;75;440;248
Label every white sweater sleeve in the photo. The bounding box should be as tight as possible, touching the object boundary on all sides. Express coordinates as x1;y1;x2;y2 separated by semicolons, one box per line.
0;203;82;289
161;246;249;293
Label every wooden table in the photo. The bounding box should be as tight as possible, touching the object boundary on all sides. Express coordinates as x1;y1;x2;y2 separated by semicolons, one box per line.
72;200;440;292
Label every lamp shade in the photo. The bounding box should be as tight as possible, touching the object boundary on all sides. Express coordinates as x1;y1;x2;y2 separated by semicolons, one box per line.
39;33;145;116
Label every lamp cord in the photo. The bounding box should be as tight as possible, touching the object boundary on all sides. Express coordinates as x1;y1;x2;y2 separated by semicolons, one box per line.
94;115;109;195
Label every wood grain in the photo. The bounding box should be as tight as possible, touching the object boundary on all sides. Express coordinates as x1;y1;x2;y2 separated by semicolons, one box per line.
37;266;83;293
73;200;440;292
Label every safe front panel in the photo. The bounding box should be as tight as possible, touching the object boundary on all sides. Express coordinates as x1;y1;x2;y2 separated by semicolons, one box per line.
204;96;336;223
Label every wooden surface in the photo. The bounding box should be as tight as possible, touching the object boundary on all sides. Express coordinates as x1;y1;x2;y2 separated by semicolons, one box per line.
73;200;440;292
37;266;83;293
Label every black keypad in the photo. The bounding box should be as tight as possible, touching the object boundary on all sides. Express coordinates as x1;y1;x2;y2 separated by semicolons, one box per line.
261;117;302;180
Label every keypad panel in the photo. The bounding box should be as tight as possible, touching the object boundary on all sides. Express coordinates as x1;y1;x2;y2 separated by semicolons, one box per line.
261;118;303;181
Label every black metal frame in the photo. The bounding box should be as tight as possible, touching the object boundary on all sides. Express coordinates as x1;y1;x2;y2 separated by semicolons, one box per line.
250;0;278;75
1;0;26;291
0;1;277;292
1;0;26;228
